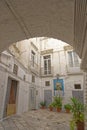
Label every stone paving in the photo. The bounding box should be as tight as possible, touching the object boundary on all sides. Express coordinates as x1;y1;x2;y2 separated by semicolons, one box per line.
0;109;86;130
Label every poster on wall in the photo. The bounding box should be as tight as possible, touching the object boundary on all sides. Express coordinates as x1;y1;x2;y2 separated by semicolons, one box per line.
53;79;64;96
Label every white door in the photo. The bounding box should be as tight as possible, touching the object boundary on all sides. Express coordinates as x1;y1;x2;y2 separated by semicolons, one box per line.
44;90;52;107
29;88;36;110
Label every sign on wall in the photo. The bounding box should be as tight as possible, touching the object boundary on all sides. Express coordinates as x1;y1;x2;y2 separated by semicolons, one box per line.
53;79;64;96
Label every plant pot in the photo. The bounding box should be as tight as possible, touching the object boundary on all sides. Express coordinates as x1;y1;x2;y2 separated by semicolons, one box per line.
49;107;53;111
65;109;70;113
56;108;61;112
77;121;84;130
40;106;45;109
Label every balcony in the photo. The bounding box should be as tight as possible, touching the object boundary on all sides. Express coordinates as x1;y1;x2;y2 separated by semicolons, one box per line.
66;64;83;75
40;67;53;77
29;60;40;74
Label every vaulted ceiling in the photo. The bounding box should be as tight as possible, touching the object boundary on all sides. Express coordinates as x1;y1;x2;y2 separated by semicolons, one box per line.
0;0;87;70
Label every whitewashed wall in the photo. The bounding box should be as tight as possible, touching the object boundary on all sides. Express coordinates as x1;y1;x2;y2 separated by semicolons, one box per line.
0;52;31;119
0;68;8;119
40;38;84;104
17;81;29;114
64;75;83;103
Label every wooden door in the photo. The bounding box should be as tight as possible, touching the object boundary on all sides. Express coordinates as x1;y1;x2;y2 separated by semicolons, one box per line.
7;80;17;116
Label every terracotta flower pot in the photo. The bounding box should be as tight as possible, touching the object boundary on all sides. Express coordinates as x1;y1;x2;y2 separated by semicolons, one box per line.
77;121;84;130
40;106;45;109
56;108;61;112
65;109;70;113
49;107;53;111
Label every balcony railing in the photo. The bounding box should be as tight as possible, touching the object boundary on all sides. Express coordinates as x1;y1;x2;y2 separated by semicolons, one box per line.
29;60;40;74
66;64;82;74
40;67;53;77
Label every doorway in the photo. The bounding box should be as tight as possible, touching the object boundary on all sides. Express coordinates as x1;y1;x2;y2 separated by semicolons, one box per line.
72;90;84;103
29;87;36;110
44;90;52;107
4;78;18;117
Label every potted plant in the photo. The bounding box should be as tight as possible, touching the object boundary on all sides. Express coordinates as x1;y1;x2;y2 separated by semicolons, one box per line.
70;97;85;130
54;96;62;112
55;103;62;112
64;103;71;113
40;101;46;109
49;102;55;111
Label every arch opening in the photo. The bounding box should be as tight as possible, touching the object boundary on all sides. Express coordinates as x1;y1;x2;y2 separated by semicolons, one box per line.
0;36;83;118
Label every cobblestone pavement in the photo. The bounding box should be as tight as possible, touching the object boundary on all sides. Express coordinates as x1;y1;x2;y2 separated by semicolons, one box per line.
0;109;86;130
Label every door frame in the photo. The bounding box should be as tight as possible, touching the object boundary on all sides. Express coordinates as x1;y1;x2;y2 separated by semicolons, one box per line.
44;90;52;107
3;77;19;117
29;87;36;110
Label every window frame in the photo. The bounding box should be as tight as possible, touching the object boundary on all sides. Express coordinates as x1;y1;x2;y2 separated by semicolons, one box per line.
74;84;81;89
32;75;35;83
68;51;79;67
13;64;18;75
45;81;50;86
31;50;35;67
43;55;51;75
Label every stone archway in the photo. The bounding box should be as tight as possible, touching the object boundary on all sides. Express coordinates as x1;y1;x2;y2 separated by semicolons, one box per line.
0;0;75;52
0;0;86;68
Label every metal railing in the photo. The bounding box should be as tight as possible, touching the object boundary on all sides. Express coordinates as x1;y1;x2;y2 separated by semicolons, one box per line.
29;60;40;74
40;67;53;76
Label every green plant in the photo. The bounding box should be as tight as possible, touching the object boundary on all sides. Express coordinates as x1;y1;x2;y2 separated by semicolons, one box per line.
49;102;56;111
54;96;62;108
64;103;72;110
70;97;85;130
40;101;46;107
49;102;56;108
55;103;62;108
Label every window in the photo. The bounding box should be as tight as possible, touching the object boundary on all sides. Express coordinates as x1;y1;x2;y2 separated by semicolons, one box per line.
31;50;35;67
43;55;51;75
23;75;26;81
36;90;38;95
13;64;18;75
45;81;50;86
68;51;79;67
32;75;35;83
74;84;81;89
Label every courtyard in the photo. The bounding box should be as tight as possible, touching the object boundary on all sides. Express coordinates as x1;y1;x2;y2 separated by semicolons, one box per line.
0;109;79;130
0;1;86;130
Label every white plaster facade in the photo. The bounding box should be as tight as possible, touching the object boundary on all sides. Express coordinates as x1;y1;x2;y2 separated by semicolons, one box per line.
0;51;30;119
40;39;84;105
0;49;41;120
